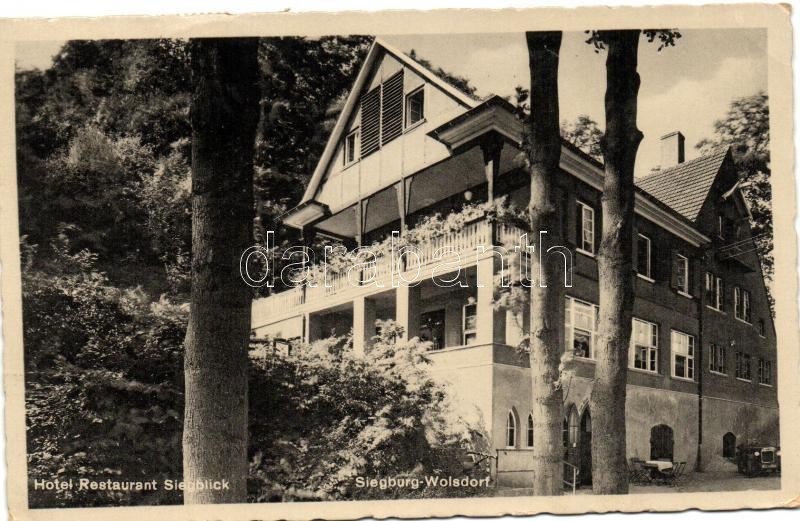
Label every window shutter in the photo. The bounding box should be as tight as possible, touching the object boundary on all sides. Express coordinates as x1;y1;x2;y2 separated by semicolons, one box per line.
381;71;404;145
360;87;381;157
574;203;583;248
632;229;639;274
670;251;679;289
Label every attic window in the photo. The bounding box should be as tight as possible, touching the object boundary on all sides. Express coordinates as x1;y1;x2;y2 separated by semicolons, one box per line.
406;86;425;127
344;129;359;166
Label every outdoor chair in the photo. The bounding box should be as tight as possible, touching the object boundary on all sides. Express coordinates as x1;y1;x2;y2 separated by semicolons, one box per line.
627;458;652;485
658;461;687;487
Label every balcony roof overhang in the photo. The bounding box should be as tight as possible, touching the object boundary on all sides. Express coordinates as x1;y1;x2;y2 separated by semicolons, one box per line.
282;200;330;230
428;95;523;153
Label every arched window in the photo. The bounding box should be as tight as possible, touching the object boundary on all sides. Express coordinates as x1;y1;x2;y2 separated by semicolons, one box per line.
566;406;579;447
506;411;517;448
723;432;736;459
650;424;674;461
527;414;534;447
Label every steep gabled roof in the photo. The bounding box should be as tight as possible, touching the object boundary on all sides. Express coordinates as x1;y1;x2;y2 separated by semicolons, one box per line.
297;37;479;205
635;147;730;222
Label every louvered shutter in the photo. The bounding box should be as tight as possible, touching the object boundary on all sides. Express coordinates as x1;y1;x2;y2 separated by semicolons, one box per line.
360;87;381;157
381;71;404;145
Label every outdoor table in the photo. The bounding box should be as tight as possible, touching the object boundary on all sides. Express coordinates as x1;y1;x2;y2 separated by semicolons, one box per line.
643;460;673;481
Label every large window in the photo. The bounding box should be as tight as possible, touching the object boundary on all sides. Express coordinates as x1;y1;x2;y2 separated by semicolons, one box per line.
506;411;517;448
576;201;595;255
735;351;752;381
405;86;425;127
671;330;695;380
734;287;752;323
630;318;659;372
709;343;727;374
674;253;690;295
462;303;477;345
565;296;597;359
636;234;652;279
705;272;723;311
758;359;773;386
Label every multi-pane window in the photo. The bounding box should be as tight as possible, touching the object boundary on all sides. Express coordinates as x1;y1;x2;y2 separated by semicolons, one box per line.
674;253;689;295
565;296;597;359
462;303;477;345
527;414;534;447
671;330;695;380
636;234;652;279
405;86;425;127
576;201;595;254
344;129;359;165
709;343;727;374
758;359;773;386
758;319;766;337
705;272;723;310
506;411;517;448
630;318;659;372
735;351;752;381
734;287;752;323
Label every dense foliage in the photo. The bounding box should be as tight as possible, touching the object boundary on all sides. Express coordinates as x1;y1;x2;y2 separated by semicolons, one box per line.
23;236;186;507
248;324;489;502
15;37;371;297
22;247;487;507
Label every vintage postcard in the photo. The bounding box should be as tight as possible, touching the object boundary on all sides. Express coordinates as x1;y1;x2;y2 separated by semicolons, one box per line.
0;4;797;520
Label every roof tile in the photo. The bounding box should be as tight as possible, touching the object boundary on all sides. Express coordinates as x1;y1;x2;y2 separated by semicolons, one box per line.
635;148;728;222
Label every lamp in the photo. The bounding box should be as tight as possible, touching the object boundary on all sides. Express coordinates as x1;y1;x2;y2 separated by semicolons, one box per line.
463;190;473;202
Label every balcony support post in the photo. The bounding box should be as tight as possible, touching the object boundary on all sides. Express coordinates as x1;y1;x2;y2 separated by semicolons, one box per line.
353;295;376;355
355;199;364;248
395;282;421;342
481;135;504;205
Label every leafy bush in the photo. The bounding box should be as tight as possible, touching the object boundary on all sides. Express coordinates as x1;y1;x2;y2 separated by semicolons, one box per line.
23;241;186;508
247;325;490;502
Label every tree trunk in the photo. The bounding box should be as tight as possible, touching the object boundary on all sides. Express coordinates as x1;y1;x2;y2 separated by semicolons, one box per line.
183;37;260;504
526;31;564;496
591;30;643;495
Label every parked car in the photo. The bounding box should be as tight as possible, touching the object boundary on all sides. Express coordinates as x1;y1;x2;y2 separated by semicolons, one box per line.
736;445;781;477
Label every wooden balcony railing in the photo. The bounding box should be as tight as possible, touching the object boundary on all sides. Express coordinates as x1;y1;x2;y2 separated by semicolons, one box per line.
252;217;524;324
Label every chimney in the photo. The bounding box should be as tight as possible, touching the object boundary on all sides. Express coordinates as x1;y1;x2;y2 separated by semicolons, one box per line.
660;131;685;168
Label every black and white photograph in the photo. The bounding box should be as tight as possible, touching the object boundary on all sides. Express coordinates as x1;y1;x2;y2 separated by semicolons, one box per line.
0;4;797;520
